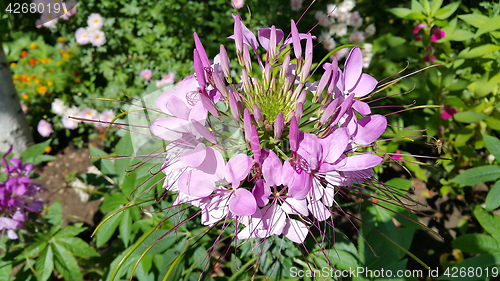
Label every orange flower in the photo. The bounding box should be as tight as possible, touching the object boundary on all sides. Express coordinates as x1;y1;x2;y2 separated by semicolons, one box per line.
58;37;65;43
31;75;36;79
44;146;52;153
56;61;61;66
20;51;28;58
75;77;81;83
47;81;54;86
13;74;19;80
21;74;28;82
60;49;65;54
37;86;48;95
29;58;37;65
30;43;37;49
34;79;41;85
13;81;17;85
22;94;29;100
10;63;16;68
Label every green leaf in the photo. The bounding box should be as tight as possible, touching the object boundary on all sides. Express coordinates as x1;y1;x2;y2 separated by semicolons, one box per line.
452;234;500;254
100;192;128;213
430;0;443;16
453;111;488;123
35;245;54;281
458;13;489;28
193;246;209;270
434;2;460;19
411;0;425;14
119;208;132;246
458;44;500;59
20;139;52;166
388;8;412;18
438;253;500;280
55;237;100;258
54;223;86;238
47;200;63;234
474;206;500;241
469;72;500;98
483;134;500;161
421;0;431;15
486;117;500;131
476;15;500;37
89;145;116;176
95;210;122;247
442;29;475;41
52;242;83;281
451;165;500;186
486;181;500;212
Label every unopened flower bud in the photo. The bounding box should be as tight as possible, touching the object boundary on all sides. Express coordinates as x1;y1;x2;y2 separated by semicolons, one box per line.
253;104;263;126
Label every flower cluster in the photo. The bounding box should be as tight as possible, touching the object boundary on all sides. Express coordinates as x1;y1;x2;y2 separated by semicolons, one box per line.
145;15;389;245
0;147;43;239
51;98;116;130
75;13;107;47
314;1;376;67
34;0;78;29
413;22;446;62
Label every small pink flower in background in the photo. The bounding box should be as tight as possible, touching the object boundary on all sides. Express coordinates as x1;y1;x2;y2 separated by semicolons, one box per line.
95;109;116;129
350;11;363;28
75;28;90;45
231;0;244;9
349;31;365;44
441;105;457;120
89;30;106;47
79;107;98;123
426;45;433;50
141;69;153;81
291;0;303;11
87;13;104;30
162;73;175;84
20;103;28;114
423;53;436;63
35;19;43;29
431;27;445;42
391;150;403;160
413;22;425;34
37;120;53;137
415;35;422;41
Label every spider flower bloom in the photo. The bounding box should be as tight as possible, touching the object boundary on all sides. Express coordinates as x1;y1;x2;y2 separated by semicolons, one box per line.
0;146;43;239
107;13;436;278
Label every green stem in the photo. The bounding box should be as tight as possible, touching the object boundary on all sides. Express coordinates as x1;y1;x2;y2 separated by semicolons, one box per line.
228;256;258;281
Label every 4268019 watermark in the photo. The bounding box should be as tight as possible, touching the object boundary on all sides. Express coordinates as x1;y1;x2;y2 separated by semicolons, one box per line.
289;266;499;279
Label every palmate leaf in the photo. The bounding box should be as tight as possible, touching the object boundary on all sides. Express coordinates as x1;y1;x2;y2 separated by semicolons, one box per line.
52;242;83;281
55;237;100;258
35;245;53;281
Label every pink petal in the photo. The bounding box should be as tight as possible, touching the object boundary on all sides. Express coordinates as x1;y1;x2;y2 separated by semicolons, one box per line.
282;198;308;216
344;47;363;91
262;150;283;186
322;127;349;164
178;170;216;197
257;28;284;51
337;155;383;171
282;161;311;199
188;101;208;123
225;154;253;187
252;179;271;207
197;147;225;180
193;49;206;89
181;143;207;168
308;199;331;221
352;73;377;98
352;100;371;115
331;93;355;127
167;96;190;120
354;115;387;145
284;219;308;243
297;133;322;171
150;118;186;141
229;188;257;216
155;90;176;114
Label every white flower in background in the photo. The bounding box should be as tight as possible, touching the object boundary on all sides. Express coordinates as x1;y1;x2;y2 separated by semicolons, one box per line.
326;4;337;15
338;0;356;13
350;11;363;28
51;98;67;115
335;11;350;23
75;28;90;45
62;106;81;130
79;107;98;122
349;31;365;44
329;24;347;36
362;43;373;68
89;29;106;47
331;47;350;61
291;0;303;11
364;23;376;38
87;13;104;30
315;11;330;27
320;33;336;51
95;109;116;129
